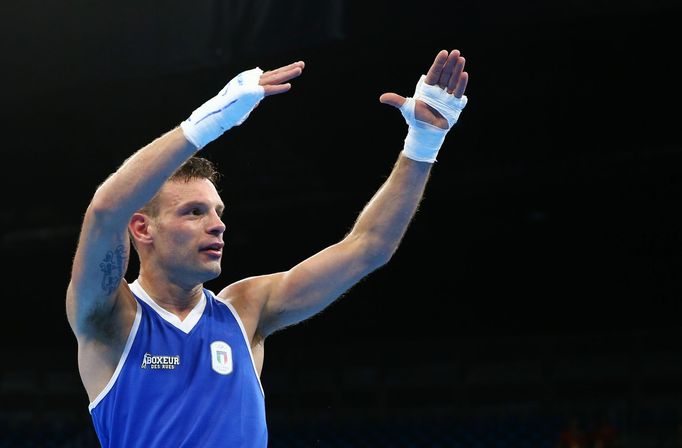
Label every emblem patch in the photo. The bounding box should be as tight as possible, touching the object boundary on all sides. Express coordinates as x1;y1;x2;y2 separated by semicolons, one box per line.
210;341;233;375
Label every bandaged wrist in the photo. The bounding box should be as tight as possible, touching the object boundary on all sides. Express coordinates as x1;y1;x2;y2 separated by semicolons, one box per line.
399;75;468;163
180;67;265;149
401;114;448;163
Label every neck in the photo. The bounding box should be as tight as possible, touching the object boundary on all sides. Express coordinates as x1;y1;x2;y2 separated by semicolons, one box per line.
137;274;204;321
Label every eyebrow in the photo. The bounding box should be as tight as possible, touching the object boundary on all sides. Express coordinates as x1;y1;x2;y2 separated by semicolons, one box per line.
180;200;225;212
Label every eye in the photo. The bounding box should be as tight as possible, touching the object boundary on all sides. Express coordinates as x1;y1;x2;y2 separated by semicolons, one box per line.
190;207;203;216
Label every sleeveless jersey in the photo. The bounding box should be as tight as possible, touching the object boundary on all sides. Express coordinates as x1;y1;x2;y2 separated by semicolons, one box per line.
89;280;267;448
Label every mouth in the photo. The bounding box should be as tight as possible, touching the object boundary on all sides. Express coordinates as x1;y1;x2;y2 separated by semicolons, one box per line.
200;242;224;257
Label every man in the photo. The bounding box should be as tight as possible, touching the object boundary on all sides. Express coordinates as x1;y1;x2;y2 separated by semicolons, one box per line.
66;49;468;447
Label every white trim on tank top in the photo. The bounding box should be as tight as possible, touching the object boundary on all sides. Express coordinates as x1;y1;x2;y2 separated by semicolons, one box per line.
129;279;206;334
214;296;265;397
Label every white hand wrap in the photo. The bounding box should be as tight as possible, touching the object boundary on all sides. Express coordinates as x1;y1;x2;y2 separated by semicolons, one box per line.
180;67;265;149
400;75;468;163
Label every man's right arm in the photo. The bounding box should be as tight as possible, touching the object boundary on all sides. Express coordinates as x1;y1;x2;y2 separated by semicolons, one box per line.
66;60;305;338
66;61;304;400
64;127;198;401
66;127;198;336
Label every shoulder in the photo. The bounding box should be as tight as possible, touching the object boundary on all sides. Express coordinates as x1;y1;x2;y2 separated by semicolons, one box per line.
215;273;285;340
216;273;283;307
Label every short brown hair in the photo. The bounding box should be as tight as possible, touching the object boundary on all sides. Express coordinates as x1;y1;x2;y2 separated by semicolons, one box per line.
170;156;221;184
141;156;221;217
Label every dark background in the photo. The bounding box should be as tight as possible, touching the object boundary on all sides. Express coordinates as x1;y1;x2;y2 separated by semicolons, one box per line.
2;0;682;446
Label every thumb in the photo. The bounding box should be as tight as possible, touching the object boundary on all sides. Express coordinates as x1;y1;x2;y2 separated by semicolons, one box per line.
379;92;406;108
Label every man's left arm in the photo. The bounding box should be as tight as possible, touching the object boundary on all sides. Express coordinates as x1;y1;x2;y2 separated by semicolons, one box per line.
228;49;469;337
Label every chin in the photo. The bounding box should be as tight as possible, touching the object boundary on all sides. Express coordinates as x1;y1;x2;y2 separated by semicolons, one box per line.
207;264;222;279
193;263;221;284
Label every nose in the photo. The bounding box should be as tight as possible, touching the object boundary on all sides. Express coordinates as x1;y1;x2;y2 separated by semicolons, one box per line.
208;211;226;235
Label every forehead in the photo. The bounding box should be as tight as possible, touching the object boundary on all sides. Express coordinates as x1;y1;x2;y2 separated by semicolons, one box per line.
158;178;223;208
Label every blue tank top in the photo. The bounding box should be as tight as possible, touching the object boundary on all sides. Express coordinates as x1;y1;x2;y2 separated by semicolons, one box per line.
89;280;267;448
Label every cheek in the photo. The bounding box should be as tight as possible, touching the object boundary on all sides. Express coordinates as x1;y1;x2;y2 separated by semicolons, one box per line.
170;226;196;247
156;221;195;249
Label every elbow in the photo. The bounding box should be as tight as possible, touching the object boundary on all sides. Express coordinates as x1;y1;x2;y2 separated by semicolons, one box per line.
361;236;398;270
85;198;117;226
82;196;130;234
87;184;132;224
344;228;402;271
87;198;110;218
89;185;118;216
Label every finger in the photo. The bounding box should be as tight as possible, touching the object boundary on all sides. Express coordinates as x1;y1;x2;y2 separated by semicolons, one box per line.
263;61;305;77
260;66;303;86
438;50;461;89
447;56;466;94
453;71;469;98
260;65;303;84
423;50;449;86
379;92;406;108
263;83;292;97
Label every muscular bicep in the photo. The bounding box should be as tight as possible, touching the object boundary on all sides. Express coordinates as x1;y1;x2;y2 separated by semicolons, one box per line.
66;209;132;336
259;234;381;336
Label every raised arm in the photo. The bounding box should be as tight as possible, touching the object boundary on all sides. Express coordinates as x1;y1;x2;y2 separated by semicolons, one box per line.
241;49;469;337
65;62;305;339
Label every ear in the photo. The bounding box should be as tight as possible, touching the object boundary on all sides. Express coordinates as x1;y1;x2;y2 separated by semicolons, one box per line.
129;212;153;246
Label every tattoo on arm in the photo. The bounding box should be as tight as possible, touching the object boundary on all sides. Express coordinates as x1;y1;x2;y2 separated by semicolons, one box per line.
99;245;125;295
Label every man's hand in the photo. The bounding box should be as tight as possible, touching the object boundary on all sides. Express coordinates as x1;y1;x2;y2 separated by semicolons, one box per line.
380;49;468;129
181;60;306;149
379;49;469;163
